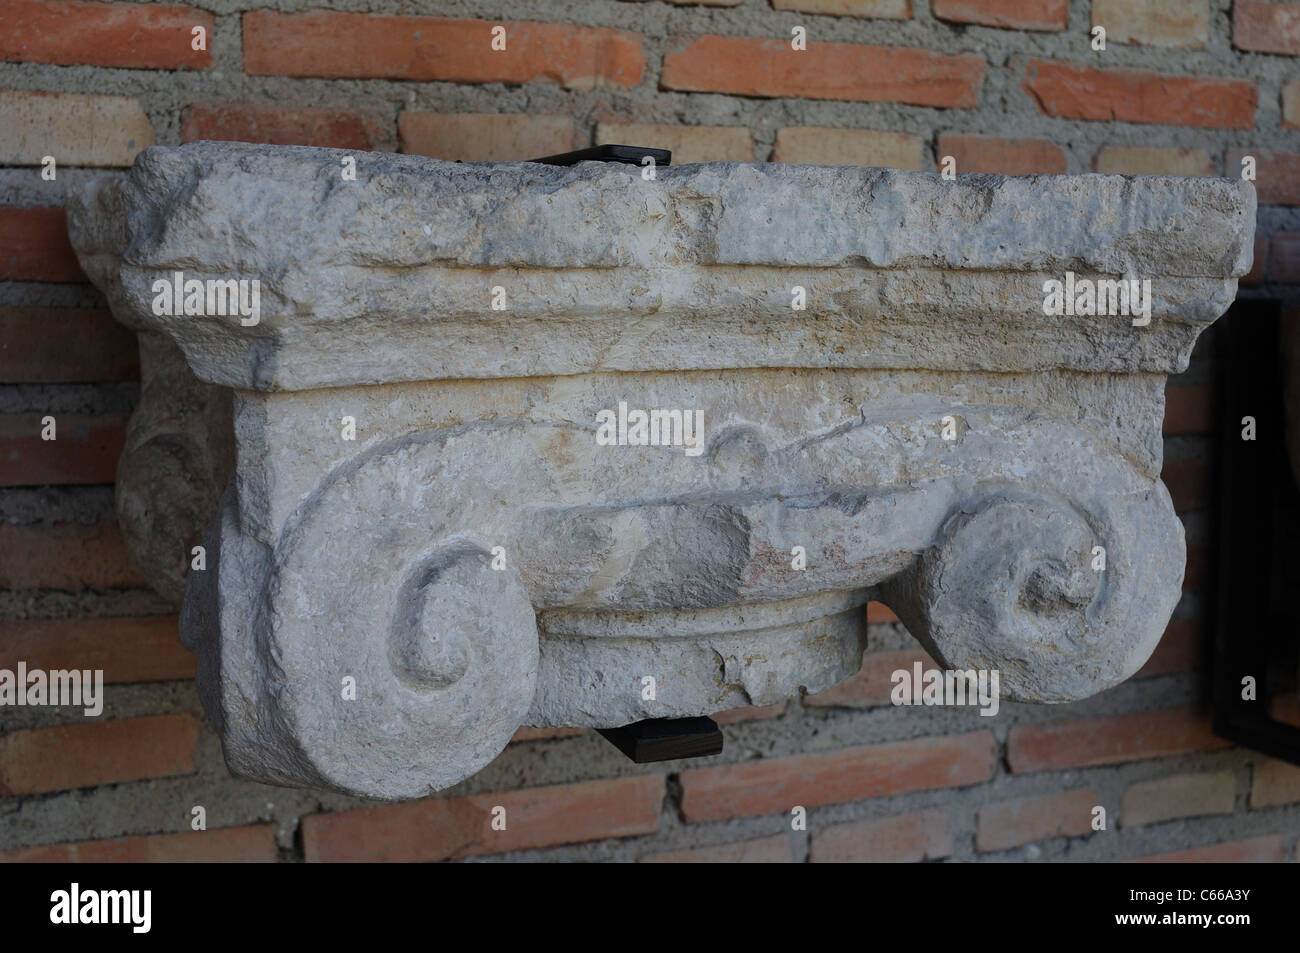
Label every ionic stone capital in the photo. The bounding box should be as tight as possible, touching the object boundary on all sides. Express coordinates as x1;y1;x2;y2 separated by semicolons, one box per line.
67;143;1254;799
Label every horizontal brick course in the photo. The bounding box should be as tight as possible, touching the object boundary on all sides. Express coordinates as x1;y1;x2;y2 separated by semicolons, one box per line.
1121;771;1236;827
0;824;276;862
976;788;1098;852
0;414;125;486
772;127;922;169
0;0;213;69
1250;758;1300;809
811;807;951;862
0;90;152;166
244;13;645;88
1225;150;1300;206
1129;834;1289;863
661;36;985;107
1094;145;1214;176
679;731;997;822
936;133;1066;175
1233;1;1300;55
401;112;583;163
1008;708;1230;773
0;208;85;283
302;775;663;861
932;0;1068;32
0;616;193;684
0;308;137;382
1093;0;1209;50
183;104;385;151
0;521;147;590
1023;59;1256;129
0;715;199;796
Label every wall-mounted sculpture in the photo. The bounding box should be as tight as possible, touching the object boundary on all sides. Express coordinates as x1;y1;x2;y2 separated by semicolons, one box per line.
67;143;1254;799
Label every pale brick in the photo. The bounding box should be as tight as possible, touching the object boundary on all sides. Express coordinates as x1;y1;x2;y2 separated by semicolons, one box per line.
0;90;152;166
1093;0;1209;49
976;788;1098;851
811;808;951;862
1250;757;1300;808
400;113;583;163
1121;771;1236;826
772;127;923;169
1095;146;1213;176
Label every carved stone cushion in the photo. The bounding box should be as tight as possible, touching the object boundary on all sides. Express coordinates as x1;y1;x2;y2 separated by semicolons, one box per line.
67;143;1254;799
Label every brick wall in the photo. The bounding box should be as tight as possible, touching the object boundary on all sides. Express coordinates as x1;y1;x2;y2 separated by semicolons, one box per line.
2;0;1299;862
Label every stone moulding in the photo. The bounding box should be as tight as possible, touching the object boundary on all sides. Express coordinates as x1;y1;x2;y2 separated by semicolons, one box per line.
67;143;1255;799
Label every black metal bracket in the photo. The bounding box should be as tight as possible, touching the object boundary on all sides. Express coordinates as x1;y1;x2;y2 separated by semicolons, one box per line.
596;716;723;763
1212;300;1300;765
529;144;672;167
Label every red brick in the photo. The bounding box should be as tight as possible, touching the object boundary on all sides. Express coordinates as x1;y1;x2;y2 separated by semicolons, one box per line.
0;208;84;283
803;648;932;708
712;701;787;725
977;788;1098;852
1161;456;1209;513
302;775;663;862
936;133;1066;175
0;414;125;486
1271;232;1300;283
243;12;645;88
0;308;137;382
932;0;1068;32
1241;236;1269;286
1226;150;1300;206
641;833;795;863
867;601;898;623
1163;384;1212;435
679;731;996;822
0;0;212;69
182;104;384;151
1129;834;1288;863
0;522;147;590
0;616;193;684
0;715;199;796
661;36;985;108
1007;707;1230;773
1233;1;1300;55
811;807;951;862
0;824;276;862
1023;59;1257;130
1136;618;1204;677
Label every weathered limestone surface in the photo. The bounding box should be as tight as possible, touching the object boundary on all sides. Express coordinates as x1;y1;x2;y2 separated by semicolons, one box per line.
68;143;1254;799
